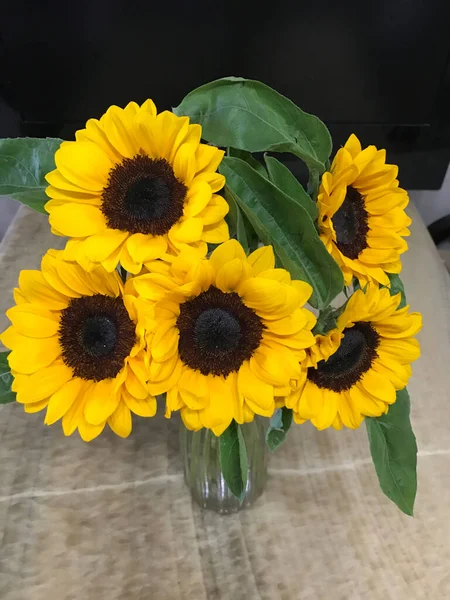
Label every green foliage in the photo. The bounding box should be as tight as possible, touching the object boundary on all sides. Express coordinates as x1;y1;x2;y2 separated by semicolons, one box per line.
266;407;293;452
0;352;15;404
365;389;417;516
219;421;248;501
0;137;62;213
387;273;407;308
220;157;343;308
225;187;259;253
264;155;317;221
228;148;267;177
174;77;332;175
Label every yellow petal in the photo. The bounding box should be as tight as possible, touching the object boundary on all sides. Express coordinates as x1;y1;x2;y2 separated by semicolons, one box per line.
372;359;411;390
84;378;120;425
310;387;339;430
54;141;112;191
101;105;137;158
108;401;132;437
201;220;230;244
247;246;275;275
197;195;229;225
173;142;197;185
6;304;59;338
13;288;27;305
199;376;234;430
147;357;183;395
238;361;274;416
170;217;203;244
16;363;73;404
128;356;148;385
178;368;209;410
181;406;202;431
41;253;82;298
18;270;68;310
82;229;128;262
78;417;106;442
251;342;300;387
264;309;311;336
45;377;84;425
183;181;212;217
344;133;362;157
193;171;225;193
126;234;167;264
75;117;121;163
62;383;92;436
8;336;62;374
215;259;251;293
337;391;364;429
24;399;49;413
376;312;422;339
54;255;96;296
125;367;149;400
151;320;179;362
48;204;107;237
120;244;143;274
132;273;177;301
209;239;246;272
195;144;224;173
123;388;157;417
377;338;420;364
240;278;300;318
351;384;388;417
46;167;98;194
360;369;396;404
149;349;179;382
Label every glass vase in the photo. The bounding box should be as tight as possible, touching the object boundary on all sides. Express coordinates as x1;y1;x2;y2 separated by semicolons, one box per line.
180;419;268;514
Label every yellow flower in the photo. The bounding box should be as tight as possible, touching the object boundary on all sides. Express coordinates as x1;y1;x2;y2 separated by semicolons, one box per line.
45;100;229;274
132;240;317;435
317;134;411;286
287;284;422;430
0;251;156;441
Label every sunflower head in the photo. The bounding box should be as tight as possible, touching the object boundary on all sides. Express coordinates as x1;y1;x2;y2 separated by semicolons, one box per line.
131;240;317;435
45;100;230;274
317;134;411;286
286;284;422;430
0;251;156;441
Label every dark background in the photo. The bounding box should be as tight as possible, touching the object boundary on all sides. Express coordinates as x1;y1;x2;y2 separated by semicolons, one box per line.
2;0;450;189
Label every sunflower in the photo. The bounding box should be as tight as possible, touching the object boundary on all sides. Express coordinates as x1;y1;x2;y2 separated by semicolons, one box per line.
0;251;156;441
45;100;229;274
286;284;422;430
131;240;317;435
317;134;411;286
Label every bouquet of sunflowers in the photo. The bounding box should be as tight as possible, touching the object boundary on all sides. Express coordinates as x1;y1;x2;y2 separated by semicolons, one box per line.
0;78;421;514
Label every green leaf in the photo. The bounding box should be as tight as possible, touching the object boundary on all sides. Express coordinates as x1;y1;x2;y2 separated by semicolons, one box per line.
266;407;293;452
229;148;267;177
264;154;317;221
387;273;407;308
174;77;332;174
0;351;15;404
219;420;248;501
220;156;344;308
0;137;62;213
365;388;417;516
313;306;337;335
224;187;260;254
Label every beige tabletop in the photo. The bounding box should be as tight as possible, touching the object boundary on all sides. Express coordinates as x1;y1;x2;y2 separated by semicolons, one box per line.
0;203;449;600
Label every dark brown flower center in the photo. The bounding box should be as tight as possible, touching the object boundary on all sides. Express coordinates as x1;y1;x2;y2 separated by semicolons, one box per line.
308;322;380;391
176;286;264;377
333;186;369;259
101;154;187;235
59;295;136;381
